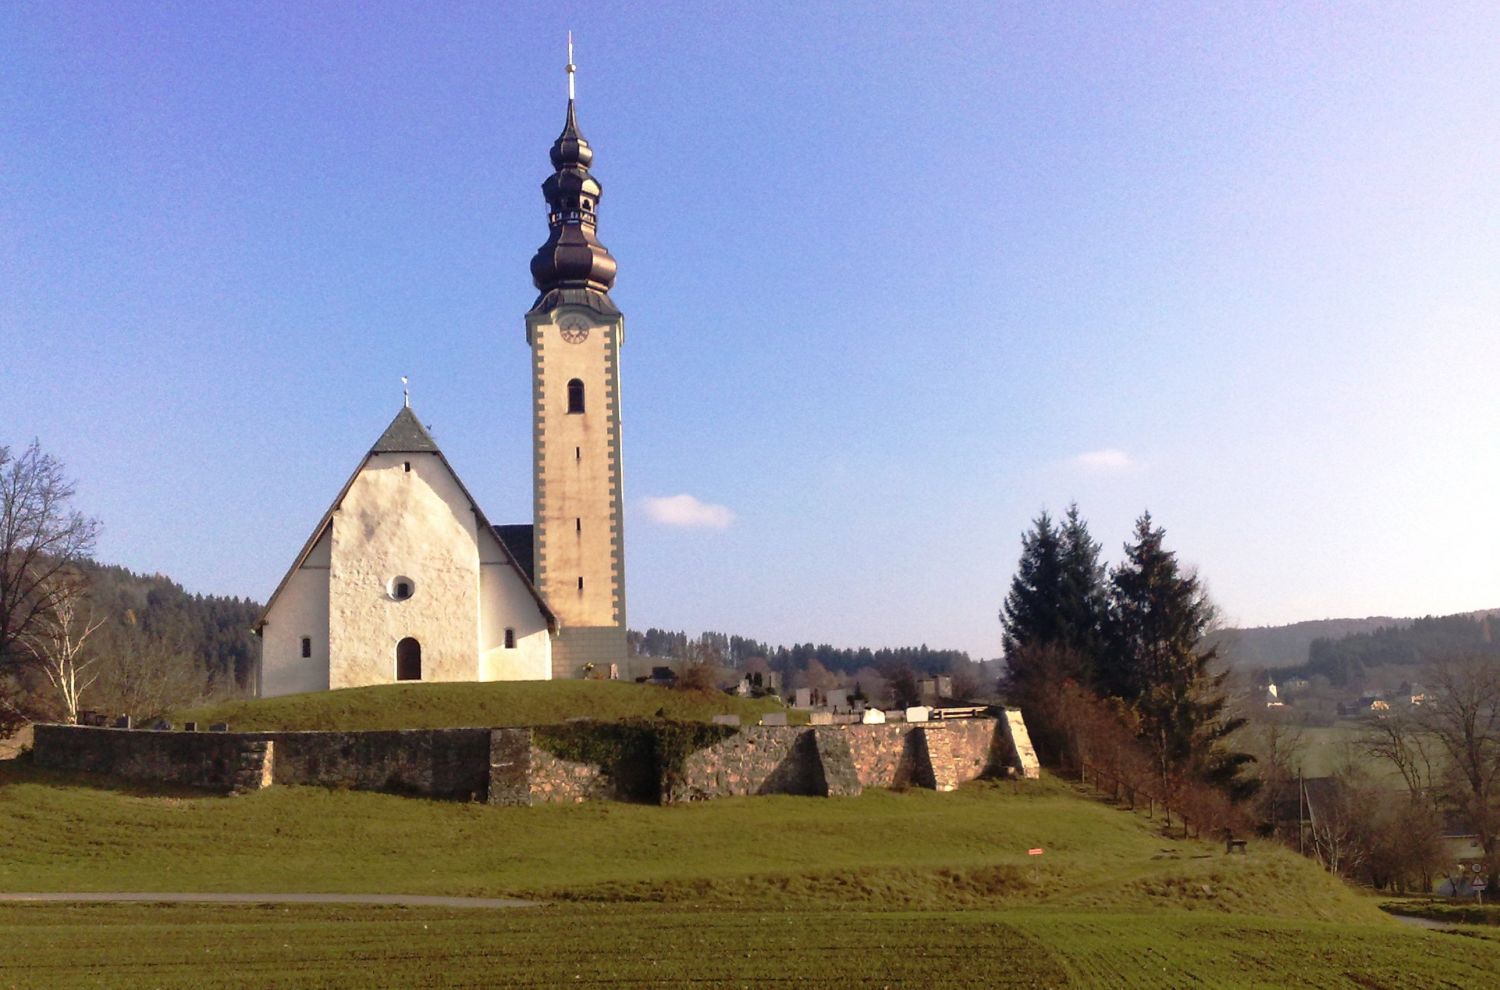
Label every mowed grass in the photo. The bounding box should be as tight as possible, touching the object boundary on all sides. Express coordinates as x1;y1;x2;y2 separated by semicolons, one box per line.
3;680;1466;988
4;759;1490;987
175;679;802;731
2;761;1372;921
3;903;1497;989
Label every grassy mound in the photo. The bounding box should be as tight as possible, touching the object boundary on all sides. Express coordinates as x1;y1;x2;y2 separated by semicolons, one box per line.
175;679;801;731
6;764;1487;988
0;763;1377;924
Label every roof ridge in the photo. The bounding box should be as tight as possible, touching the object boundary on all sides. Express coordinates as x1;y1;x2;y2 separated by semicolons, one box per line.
372;406;439;453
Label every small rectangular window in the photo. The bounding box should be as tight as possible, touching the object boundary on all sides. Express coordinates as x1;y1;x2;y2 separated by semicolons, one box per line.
301;637;312;659
578;576;584;591
403;461;411;473
575;446;581;461
504;628;516;649
575;517;581;533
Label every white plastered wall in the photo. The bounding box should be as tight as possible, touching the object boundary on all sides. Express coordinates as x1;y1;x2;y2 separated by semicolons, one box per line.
477;526;552;679
259;529;331;697
327;451;482;688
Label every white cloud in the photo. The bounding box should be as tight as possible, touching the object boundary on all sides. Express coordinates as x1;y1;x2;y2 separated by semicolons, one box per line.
640;493;735;529
1069;448;1136;473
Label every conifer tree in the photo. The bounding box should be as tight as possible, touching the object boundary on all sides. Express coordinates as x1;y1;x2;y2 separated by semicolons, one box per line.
1056;504;1109;676
1000;505;1107;670
999;506;1109;763
999;510;1064;657
1105;513;1253;799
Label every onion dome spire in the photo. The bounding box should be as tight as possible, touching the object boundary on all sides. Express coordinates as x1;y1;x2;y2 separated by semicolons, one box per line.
529;34;618;314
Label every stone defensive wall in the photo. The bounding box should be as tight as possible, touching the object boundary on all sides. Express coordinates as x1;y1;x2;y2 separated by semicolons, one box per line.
31;713;1039;806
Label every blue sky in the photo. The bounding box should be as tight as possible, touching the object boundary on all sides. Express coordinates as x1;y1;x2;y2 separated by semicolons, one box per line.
4;2;1498;659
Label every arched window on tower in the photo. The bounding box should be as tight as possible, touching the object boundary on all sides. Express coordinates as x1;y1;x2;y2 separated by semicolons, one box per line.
396;637;422;681
567;378;585;414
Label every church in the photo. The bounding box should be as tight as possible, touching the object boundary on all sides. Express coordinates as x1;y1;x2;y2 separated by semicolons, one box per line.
254;65;627;697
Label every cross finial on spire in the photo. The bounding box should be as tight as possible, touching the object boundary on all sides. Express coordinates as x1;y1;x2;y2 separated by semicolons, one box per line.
401;375;410;408
566;31;576;101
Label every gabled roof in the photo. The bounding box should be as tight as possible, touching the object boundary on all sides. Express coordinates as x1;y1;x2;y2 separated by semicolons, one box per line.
373;406;440;453
255;406;555;633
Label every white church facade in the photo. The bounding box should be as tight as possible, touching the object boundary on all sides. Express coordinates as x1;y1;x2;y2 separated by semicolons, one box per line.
254;64;628;697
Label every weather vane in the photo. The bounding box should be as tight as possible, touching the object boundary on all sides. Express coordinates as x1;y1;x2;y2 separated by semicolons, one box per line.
401;375;410;408
566;31;576;101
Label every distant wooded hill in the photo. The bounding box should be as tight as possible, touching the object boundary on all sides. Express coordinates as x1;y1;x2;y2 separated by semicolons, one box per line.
83;561;262;690
1215;617;1408;670
1219;608;1500;684
627;627;972;678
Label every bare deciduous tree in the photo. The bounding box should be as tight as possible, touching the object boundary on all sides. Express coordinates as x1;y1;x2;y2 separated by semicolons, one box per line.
20;575;105;723
1359;708;1437;801
91;618;214;723
0;441;99;671
1419;657;1500;888
1246;714;1305;839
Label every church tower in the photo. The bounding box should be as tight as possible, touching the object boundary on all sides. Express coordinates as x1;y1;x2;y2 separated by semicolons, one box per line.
526;47;627;675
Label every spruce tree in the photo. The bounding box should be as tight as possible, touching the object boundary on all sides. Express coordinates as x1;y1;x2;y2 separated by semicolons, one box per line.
1056;504;1108;679
1000;505;1107;669
999;510;1065;657
999;506;1109;763
1106;513;1252;798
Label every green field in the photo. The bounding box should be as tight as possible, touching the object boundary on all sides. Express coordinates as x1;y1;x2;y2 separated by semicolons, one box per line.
6;902;1496;989
4;758;1496;987
175;679;804;731
4;682;1494;987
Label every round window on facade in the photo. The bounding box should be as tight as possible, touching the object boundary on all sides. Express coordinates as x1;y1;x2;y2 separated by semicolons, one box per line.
388;576;416;601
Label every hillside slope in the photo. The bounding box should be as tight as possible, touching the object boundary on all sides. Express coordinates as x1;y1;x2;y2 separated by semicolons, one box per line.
176;680;800;731
5;759;1492;988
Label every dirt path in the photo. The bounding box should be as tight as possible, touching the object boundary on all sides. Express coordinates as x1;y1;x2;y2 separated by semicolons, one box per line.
0;892;540;909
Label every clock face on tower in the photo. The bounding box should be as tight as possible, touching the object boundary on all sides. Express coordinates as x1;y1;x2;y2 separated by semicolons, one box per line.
558;316;590;344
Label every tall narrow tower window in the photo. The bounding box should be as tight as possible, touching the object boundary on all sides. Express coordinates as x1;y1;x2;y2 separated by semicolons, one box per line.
504;628;516;650
567;379;585;414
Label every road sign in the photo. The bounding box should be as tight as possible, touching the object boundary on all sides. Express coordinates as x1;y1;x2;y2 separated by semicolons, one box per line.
1474;863;1484;874
1474;879;1489;890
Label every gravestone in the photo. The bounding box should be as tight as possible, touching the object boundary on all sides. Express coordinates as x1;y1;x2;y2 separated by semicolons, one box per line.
760;712;788;726
112;715;132;729
809;711;834;725
209;722;229;732
905;706;931;724
711;714;741;727
861;708;886;724
182;722;197;732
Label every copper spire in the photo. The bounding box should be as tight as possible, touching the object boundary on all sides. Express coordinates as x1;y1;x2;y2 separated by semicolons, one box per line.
529;35;617;306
